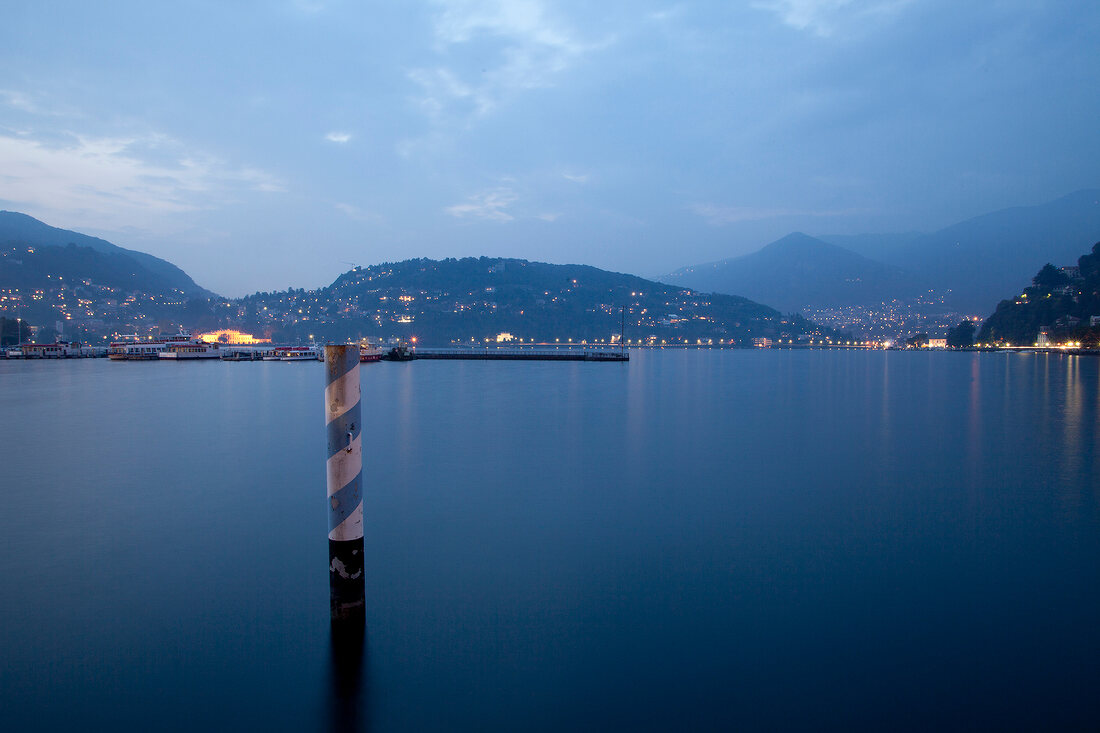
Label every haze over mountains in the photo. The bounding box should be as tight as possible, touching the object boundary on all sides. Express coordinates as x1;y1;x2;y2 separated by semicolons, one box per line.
662;232;922;315
0;212;842;345
3;189;1099;343
664;190;1100;317
882;189;1100;312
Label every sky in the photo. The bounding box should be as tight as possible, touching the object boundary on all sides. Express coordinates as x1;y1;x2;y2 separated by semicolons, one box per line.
1;0;1098;297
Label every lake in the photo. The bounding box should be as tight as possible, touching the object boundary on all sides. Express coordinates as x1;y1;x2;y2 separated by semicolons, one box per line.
1;350;1097;731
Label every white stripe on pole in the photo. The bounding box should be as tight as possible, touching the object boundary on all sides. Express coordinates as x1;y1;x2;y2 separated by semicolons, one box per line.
325;345;363;542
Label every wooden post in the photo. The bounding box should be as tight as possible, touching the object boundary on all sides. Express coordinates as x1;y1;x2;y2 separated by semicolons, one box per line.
324;344;364;624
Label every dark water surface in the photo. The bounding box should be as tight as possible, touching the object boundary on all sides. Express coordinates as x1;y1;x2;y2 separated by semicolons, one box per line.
1;350;1098;731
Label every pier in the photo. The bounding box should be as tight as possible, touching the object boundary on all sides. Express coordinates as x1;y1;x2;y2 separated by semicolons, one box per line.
409;346;628;362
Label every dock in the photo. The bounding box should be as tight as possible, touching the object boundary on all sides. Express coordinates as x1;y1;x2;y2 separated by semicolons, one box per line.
410;347;628;362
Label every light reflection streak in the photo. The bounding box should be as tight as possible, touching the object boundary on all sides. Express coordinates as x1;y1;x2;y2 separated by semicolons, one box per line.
1057;356;1084;519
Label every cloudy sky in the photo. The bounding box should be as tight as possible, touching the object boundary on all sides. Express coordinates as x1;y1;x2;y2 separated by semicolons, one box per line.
2;0;1098;296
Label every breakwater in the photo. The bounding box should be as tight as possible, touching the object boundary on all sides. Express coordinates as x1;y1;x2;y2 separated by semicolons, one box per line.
409;347;628;361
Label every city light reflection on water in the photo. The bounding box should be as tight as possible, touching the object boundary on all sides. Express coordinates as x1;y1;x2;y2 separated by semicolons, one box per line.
0;351;1097;730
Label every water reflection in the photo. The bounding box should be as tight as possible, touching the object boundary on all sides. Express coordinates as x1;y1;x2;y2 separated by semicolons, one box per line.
965;353;984;509
327;619;368;732
1058;356;1087;519
4;355;1100;730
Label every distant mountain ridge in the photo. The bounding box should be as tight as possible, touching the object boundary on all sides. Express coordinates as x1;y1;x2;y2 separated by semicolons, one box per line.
0;211;211;297
233;256;847;345
0;211;850;344
663;232;921;314
663;189;1100;316
816;232;922;261
885;189;1100;312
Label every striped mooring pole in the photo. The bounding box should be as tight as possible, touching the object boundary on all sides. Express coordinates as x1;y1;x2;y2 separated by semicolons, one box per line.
325;344;365;624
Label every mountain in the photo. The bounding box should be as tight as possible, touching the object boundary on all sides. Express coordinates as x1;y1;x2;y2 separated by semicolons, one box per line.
0;211;210;297
0;211;216;341
816;232;923;261
885;189;1100;313
0;238;204;296
976;243;1100;346
664;190;1100;321
233;257;848;346
661;232;922;314
0;213;847;344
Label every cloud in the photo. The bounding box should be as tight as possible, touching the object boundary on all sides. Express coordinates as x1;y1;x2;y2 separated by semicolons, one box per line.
690;202;859;224
0;131;284;228
407;67;491;116
431;0;583;52
647;7;684;24
0;89;41;113
0;89;79;118
562;171;588;184
334;202;381;222
325;131;352;144
752;0;912;37
410;0;603;119
445;187;518;221
235;166;286;193
536;212;560;222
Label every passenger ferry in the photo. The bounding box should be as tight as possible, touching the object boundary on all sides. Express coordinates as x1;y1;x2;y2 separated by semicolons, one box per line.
109;331;197;360
279;346;320;361
158;341;221;360
19;341;84;358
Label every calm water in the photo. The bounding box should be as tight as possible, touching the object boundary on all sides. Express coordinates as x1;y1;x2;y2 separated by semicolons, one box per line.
1;350;1098;731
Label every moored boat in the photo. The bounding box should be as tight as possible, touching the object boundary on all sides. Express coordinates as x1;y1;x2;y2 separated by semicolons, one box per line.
279;346;320;361
109;342;167;360
19;341;84;358
109;330;198;360
382;345;415;361
158;341;221;360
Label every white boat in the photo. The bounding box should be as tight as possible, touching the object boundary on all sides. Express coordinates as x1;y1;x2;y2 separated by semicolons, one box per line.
20;341;84;358
109;330;197;360
109;342;167;360
279;346;320;361
158;341;221;360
